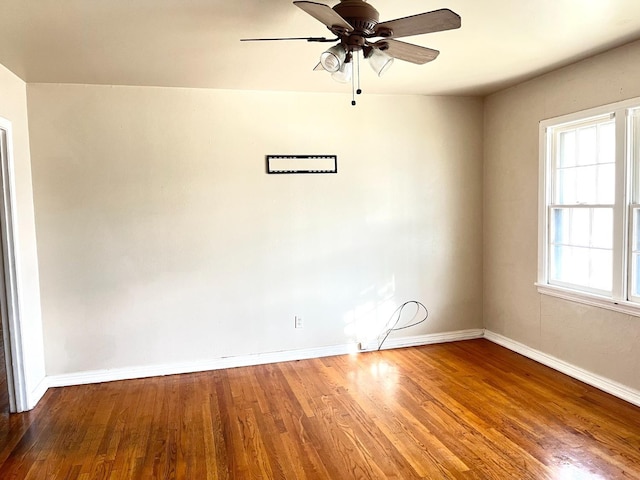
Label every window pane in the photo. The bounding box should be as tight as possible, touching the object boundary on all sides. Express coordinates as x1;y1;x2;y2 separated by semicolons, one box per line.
596;163;615;204
559;131;576;167
554;120;615;206
631;109;640;204
635;208;640;251
570;247;590;285
598;122;615;165
549;207;613;293
568;208;589;246
576;166;597;204
631;208;640;298
577;126;597;166
550;245;577;283
550;245;611;292
634;254;640;297
590;249;612;292
556;168;576;204
591;208;612;249
551;209;569;244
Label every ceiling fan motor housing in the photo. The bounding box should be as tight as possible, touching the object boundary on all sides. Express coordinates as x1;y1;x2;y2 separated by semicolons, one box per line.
333;0;379;35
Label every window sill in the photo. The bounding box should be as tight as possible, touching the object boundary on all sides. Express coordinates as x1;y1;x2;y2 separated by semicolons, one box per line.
535;283;640;318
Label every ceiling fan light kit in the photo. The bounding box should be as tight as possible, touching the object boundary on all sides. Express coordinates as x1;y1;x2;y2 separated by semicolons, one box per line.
331;61;353;83
320;44;347;72
368;48;394;77
242;0;461;104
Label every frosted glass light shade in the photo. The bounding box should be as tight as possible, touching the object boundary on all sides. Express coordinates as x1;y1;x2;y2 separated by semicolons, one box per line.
369;48;394;77
320;45;346;73
331;61;352;83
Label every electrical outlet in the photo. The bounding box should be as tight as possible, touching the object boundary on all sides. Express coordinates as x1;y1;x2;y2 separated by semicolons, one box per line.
294;316;304;329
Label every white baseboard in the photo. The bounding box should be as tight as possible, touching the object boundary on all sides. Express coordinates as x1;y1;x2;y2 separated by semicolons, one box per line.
484;330;640;408
47;343;359;388
44;329;640;410
46;329;485;388
27;377;49;410
359;328;485;352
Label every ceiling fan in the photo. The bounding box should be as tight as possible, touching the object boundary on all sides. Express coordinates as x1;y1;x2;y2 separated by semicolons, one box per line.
242;0;461;104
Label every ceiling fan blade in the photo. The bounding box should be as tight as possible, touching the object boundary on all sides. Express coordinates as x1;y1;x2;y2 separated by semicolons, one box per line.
372;39;439;65
241;36;337;42
375;9;461;39
293;1;353;32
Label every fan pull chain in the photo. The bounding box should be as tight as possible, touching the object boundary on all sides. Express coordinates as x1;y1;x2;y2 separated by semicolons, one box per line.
351;53;356;106
356;50;362;95
351;50;362;106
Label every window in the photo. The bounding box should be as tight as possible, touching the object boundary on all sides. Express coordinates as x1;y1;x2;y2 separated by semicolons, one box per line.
538;98;640;315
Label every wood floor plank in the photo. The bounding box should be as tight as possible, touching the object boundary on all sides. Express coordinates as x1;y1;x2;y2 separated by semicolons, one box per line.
2;339;640;479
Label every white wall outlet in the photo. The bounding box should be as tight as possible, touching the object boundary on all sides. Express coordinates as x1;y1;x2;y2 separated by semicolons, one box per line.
294;316;303;329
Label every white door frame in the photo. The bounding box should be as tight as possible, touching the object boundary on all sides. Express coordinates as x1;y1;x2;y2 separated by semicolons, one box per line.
0;117;28;413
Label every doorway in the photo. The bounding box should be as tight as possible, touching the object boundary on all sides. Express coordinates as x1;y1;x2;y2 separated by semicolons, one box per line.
0;128;8;413
0;120;20;413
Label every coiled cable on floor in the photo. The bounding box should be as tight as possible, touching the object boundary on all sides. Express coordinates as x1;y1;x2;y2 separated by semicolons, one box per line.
377;301;429;351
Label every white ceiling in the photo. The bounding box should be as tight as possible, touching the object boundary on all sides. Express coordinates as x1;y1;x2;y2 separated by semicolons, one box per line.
1;0;640;96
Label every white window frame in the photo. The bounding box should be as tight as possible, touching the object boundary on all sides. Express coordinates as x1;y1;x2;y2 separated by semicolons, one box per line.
537;97;640;317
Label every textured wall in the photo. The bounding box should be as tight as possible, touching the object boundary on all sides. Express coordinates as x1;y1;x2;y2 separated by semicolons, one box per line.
484;39;640;390
27;85;484;375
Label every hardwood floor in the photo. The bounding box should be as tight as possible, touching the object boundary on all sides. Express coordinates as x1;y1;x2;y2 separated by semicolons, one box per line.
1;339;639;479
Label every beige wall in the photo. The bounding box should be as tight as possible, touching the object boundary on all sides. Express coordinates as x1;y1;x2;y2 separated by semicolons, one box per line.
0;63;45;407
26;84;484;375
484;39;640;390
